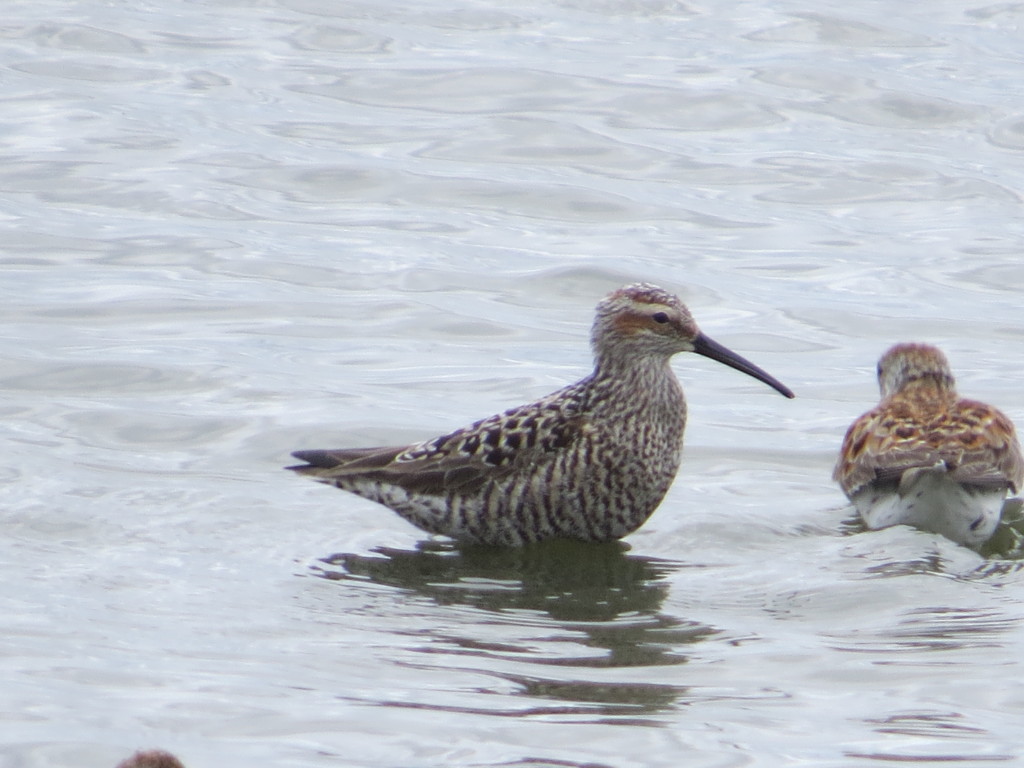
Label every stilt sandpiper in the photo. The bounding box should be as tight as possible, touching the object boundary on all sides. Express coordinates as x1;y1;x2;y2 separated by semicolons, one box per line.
290;283;794;545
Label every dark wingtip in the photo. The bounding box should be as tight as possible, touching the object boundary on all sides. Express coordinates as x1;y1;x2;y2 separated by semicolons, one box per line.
287;449;341;471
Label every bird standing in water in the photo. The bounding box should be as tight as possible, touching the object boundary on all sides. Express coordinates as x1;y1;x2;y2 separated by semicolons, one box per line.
289;283;794;546
834;342;1023;547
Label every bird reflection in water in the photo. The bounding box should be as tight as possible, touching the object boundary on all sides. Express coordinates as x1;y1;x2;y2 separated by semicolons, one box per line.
311;539;717;722
840;497;1024;568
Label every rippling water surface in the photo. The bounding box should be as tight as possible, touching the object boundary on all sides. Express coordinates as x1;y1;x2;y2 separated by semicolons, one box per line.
4;0;1024;766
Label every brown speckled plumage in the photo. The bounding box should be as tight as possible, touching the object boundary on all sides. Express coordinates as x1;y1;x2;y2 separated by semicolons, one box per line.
289;283;794;546
834;343;1023;547
115;751;185;768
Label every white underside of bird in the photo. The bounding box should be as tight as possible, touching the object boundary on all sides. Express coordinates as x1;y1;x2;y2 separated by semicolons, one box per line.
851;461;1006;548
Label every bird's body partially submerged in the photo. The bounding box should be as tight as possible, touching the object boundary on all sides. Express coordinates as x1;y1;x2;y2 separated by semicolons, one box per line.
834;343;1023;548
290;283;794;546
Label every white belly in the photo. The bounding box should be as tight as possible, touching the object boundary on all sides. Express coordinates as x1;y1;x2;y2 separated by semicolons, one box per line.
851;466;1007;548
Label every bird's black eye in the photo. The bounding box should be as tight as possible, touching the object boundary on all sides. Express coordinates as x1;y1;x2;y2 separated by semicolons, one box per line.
651;311;670;324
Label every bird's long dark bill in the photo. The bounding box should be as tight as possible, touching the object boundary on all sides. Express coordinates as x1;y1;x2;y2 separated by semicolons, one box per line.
693;333;795;398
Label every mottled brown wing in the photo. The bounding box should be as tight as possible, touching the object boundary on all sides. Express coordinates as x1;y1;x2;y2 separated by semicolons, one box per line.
288;392;591;497
834;398;1024;496
943;399;1024;492
833;405;932;495
288;445;488;495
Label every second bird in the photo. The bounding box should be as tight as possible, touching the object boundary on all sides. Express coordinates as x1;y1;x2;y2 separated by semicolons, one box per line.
289;283;794;546
834;342;1023;548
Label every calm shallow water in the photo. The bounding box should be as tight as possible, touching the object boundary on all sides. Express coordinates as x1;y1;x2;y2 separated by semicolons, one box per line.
4;0;1024;766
